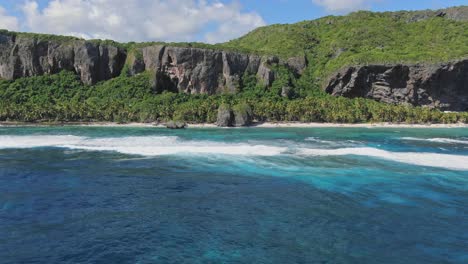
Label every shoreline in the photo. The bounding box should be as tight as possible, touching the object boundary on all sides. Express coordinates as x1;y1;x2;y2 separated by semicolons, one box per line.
1;121;468;128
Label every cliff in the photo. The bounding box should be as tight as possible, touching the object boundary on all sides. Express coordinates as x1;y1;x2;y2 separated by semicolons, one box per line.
0;31;306;94
0;33;126;85
324;60;468;111
130;46;305;94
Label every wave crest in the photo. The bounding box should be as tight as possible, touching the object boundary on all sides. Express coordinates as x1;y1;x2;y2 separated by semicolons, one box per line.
298;147;468;171
0;135;285;156
401;137;468;145
1;135;467;170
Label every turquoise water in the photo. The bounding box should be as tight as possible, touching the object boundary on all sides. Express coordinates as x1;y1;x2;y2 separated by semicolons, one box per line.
0;126;467;263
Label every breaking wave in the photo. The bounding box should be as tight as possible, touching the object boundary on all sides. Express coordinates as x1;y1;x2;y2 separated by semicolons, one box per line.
298;147;468;171
401;137;468;145
0;135;286;156
1;135;467;170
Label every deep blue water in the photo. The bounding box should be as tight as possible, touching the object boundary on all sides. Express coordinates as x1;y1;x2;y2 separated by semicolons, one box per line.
0;126;468;263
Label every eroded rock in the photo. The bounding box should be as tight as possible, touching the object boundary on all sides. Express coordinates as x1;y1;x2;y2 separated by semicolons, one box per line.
216;105;234;127
325;60;468;111
0;33;126;85
166;121;187;129
0;31;305;93
233;103;253;127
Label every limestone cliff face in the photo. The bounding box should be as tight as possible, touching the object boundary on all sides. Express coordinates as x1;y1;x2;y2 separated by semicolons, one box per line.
325;60;468;111
0;34;126;85
0;32;306;94
131;46;304;95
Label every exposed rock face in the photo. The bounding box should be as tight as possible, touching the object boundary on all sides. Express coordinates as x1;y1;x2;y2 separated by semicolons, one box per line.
325;60;468;111
0;34;126;85
166;121;187;129
0;31;308;93
286;56;308;75
133;46;300;94
216;105;234;127
233;104;253;127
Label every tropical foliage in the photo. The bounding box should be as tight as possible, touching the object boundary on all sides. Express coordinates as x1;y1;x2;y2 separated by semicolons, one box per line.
0;71;466;124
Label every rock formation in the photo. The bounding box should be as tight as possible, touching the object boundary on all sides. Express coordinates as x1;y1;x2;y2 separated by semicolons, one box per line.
216;105;234;127
0;31;307;94
0;33;126;85
166;121;187;129
325;60;468;111
131;46;304;94
233;103;253;127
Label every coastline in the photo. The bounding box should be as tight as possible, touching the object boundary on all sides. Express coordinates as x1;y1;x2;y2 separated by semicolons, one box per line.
1;121;468;128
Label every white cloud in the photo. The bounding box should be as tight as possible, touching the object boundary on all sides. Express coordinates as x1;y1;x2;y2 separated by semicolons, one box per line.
313;0;380;12
20;0;265;43
0;5;19;31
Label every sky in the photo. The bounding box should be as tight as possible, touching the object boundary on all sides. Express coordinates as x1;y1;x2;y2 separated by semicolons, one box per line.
0;0;467;43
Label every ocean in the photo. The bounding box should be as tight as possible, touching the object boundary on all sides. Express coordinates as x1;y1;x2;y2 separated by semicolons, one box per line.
0;126;467;263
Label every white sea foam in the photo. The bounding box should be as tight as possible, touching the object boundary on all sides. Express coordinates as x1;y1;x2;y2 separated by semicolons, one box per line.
0;135;84;148
305;137;336;144
0;135;286;156
401;137;468;145
305;137;362;147
2;135;467;170
298;147;468;171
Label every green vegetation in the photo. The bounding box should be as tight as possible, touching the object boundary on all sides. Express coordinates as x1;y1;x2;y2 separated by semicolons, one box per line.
222;9;468;81
0;29;81;43
0;71;466;124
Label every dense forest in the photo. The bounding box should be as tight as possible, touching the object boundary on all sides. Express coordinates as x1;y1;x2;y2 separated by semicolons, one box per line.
1;71;466;124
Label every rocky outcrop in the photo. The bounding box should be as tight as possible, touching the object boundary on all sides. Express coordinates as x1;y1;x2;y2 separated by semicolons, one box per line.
216;103;253;127
233;103;253;127
216;105;234;127
0;34;126;85
325;60;468;111
166;121;187;129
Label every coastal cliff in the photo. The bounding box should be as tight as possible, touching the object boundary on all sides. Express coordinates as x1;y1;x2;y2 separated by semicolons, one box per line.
324;60;468;111
0;31;306;94
130;46;305;94
0;33;126;85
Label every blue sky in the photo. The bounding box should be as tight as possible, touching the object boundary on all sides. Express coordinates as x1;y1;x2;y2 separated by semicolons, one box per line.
242;0;468;24
0;0;467;43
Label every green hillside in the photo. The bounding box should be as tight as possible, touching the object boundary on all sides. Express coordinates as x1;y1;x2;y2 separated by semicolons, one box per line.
221;7;468;80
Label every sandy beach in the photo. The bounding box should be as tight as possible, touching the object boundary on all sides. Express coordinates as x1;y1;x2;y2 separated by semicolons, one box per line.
1;121;468;128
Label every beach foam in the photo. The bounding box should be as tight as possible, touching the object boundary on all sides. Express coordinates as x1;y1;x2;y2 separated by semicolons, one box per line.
1;135;467;170
0;135;285;156
305;137;336;144
401;137;468;145
305;137;362;147
298;147;468;171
